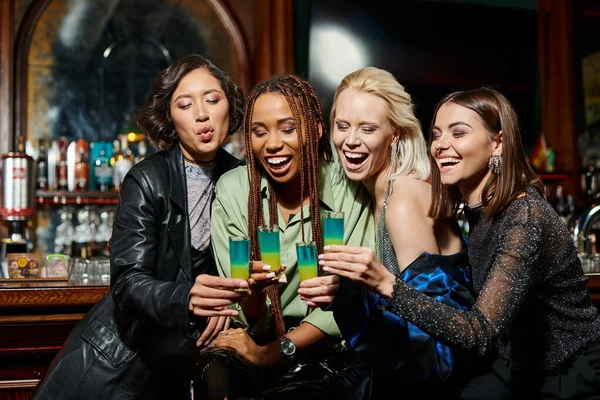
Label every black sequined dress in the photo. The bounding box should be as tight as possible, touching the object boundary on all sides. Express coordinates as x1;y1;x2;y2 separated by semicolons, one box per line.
388;187;600;397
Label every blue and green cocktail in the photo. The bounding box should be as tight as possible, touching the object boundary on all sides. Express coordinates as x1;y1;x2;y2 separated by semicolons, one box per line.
258;225;281;279
296;241;318;282
323;211;344;247
229;236;250;291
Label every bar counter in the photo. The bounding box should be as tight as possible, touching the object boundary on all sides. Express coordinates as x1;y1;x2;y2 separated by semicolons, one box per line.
0;280;108;398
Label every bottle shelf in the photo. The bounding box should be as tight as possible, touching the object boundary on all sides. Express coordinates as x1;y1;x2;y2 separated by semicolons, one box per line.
35;190;119;205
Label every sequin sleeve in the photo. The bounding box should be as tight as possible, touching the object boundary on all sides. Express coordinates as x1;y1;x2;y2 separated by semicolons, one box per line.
387;200;542;356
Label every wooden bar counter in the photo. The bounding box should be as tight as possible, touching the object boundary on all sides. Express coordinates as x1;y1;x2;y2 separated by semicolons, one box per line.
0;280;108;399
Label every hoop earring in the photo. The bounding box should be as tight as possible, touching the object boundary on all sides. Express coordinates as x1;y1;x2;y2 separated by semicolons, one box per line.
488;154;502;174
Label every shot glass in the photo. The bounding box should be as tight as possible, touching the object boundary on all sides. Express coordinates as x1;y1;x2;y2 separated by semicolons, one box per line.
296;241;319;282
258;225;281;279
323;211;344;247
229;236;250;291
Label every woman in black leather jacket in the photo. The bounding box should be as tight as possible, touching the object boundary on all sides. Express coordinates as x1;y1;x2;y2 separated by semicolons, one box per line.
32;54;249;400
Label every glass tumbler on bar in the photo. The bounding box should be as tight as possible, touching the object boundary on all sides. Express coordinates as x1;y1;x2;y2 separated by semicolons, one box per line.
296;241;319;282
258;225;281;279
229;236;250;291
323;211;344;247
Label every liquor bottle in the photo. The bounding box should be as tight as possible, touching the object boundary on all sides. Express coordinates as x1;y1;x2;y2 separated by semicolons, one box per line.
56;138;69;191
112;137;134;191
54;207;74;255
581;160;597;203
72;207;91;258
110;140;119;167
36;139;49;190
567;194;576;217
74;139;89;191
554;185;568;225
134;140;147;164
93;145;112;193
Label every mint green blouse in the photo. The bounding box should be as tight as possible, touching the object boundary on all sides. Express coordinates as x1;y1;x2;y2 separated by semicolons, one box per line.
210;159;374;338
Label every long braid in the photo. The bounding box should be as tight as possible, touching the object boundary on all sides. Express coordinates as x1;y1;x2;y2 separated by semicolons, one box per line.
289;76;327;264
281;85;306;243
244;90;262;260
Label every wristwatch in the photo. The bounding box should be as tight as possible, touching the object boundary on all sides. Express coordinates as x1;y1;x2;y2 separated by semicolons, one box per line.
279;335;297;357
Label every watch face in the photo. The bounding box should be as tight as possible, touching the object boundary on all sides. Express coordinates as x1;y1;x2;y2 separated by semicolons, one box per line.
280;337;296;356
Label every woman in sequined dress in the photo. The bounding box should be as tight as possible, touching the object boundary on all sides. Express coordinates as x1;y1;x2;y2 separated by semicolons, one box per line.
299;67;483;398
319;86;600;399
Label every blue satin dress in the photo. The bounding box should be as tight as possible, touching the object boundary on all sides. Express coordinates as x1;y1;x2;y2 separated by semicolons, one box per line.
331;203;477;398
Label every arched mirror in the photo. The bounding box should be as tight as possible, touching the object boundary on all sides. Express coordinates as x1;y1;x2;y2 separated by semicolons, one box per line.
16;0;249;146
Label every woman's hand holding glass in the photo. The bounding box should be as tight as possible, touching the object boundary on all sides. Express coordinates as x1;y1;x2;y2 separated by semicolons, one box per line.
297;275;340;308
248;260;287;291
318;245;397;299
188;274;251;317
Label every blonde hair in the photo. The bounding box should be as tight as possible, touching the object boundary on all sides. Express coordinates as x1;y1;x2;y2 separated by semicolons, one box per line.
330;67;430;181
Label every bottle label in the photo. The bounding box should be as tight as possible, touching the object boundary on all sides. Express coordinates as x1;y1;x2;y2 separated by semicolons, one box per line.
94;165;112;184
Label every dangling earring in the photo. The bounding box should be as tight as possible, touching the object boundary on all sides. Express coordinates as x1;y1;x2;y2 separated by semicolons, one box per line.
390;142;398;174
488;154;502;174
387;140;399;199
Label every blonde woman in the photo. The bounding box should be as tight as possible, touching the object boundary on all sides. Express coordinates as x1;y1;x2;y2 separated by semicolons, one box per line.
300;67;481;398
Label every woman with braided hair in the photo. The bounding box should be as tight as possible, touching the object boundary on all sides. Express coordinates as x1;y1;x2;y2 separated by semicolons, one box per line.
194;74;374;399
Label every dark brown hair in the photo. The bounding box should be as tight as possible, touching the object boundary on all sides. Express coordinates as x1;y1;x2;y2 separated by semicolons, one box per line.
428;87;544;218
244;75;331;338
137;54;244;151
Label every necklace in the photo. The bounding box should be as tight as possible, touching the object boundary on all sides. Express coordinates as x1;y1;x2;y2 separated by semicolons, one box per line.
465;201;483;208
183;154;217;166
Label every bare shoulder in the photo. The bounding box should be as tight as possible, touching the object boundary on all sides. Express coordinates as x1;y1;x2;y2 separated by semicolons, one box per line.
385;176;432;226
384;177;440;266
387;177;432;212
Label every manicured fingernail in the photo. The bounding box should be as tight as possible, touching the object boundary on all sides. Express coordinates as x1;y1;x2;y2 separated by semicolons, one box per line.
318;254;324;259
324;246;331;251
262;265;272;271
199;344;214;354
266;272;275;278
323;267;330;272
196;341;203;347
239;281;249;287
319;260;325;265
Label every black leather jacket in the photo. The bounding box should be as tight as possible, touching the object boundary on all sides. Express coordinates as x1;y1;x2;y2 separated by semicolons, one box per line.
33;145;241;400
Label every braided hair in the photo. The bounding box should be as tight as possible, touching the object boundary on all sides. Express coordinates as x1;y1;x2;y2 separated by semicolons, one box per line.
243;75;332;338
